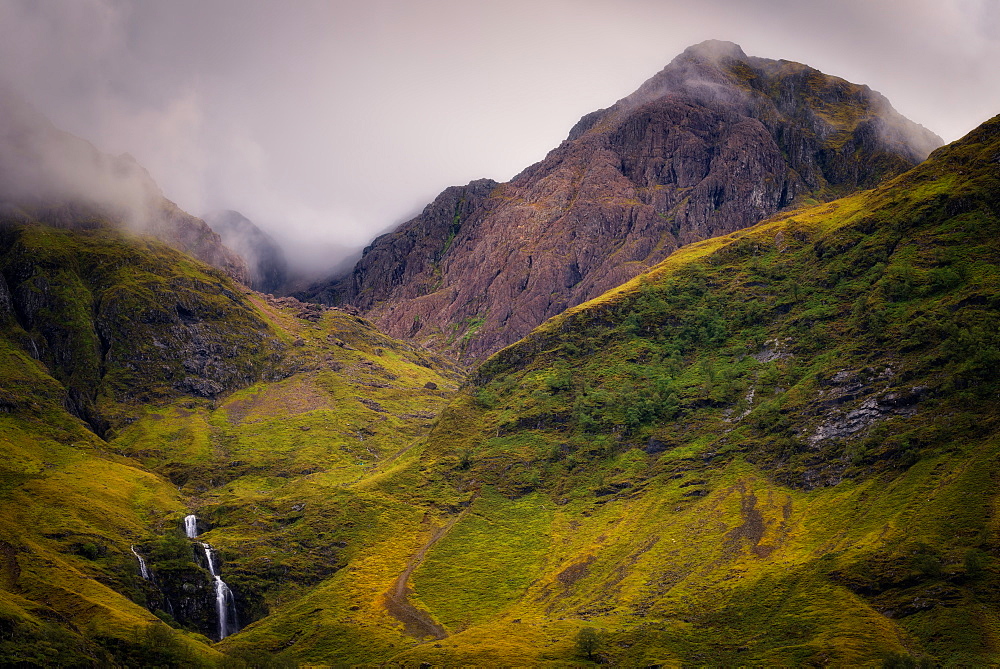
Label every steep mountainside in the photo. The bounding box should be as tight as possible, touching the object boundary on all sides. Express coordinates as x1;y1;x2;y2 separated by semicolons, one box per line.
0;219;285;437
202;210;289;294
224;114;1000;666
0;213;462;666
0;90;248;282
302;41;942;361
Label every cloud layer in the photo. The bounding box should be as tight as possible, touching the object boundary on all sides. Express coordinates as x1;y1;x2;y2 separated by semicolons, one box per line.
0;0;997;274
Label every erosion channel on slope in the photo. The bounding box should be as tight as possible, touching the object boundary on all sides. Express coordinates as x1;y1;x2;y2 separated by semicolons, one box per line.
383;496;478;641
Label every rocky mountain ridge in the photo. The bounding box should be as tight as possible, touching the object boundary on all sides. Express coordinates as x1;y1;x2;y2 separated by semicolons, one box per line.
301;41;942;361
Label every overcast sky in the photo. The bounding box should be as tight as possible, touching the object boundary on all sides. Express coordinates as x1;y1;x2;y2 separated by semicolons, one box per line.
1;0;998;272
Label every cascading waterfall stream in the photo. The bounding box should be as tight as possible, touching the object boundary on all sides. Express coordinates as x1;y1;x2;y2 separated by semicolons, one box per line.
184;514;239;640
130;545;150;580
201;542;239;640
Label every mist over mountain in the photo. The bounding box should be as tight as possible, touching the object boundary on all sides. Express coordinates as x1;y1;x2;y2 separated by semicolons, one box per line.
0;88;248;282
301;42;942;361
202;210;288;294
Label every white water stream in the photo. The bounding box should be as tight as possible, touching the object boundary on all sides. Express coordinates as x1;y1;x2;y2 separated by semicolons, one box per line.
130;545;150;580
201;542;239;639
185;514;239;639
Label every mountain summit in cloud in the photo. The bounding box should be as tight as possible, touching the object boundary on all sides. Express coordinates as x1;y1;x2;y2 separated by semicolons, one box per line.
0;87;248;282
300;41;943;360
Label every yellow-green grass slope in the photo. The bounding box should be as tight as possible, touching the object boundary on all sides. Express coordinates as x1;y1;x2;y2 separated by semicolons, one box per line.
112;291;463;628
0;218;462;666
0;285;219;664
226;115;1000;666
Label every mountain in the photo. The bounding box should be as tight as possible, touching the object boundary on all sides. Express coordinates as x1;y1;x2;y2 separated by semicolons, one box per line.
203;210;289;294
300;41;943;361
225;112;998;665
0;89;248;283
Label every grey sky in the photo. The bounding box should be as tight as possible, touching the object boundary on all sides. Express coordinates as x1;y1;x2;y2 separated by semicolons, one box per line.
1;0;997;272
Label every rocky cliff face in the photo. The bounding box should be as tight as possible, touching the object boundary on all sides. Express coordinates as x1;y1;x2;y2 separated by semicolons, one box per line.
301;41;942;360
302;179;498;314
203;210;289;294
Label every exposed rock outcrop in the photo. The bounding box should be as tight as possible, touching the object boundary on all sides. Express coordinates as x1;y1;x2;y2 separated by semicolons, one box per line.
300;41;943;360
0;221;286;436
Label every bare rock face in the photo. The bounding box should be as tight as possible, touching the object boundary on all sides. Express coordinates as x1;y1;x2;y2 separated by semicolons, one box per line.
302;179;498;316
301;41;943;360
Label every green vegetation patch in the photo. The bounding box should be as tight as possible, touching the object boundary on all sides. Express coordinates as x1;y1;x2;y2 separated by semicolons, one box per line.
412;488;552;630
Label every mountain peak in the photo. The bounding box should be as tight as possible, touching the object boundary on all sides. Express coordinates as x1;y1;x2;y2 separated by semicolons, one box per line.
677;39;748;64
302;44;943;361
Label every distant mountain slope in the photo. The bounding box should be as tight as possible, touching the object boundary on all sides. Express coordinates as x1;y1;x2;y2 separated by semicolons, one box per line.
0;212;462;664
0;89;248;282
301;40;942;361
203;210;289;294
232;113;1000;665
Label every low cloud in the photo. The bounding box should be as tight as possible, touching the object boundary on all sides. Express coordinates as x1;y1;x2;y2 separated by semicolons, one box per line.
0;86;163;230
0;0;996;277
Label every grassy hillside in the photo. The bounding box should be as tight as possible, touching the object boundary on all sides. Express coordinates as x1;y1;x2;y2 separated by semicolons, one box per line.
0;218;462;666
0;301;219;665
111;292;463;628
0;221;288;437
219;115;1000;666
2;113;999;666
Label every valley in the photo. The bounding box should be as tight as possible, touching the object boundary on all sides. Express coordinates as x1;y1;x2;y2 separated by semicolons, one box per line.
0;40;998;667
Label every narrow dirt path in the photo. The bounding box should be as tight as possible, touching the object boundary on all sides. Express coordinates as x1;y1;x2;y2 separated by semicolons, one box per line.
383;497;477;640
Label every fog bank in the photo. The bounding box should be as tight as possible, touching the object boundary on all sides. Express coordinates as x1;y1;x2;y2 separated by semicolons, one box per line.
0;0;997;273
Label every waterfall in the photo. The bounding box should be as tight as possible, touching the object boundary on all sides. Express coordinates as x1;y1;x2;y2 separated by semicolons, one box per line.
200;542;239;640
130;545;150;580
184;513;239;639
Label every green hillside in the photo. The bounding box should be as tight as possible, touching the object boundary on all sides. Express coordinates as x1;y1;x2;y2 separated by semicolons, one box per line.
0;217;461;666
2;111;999;666
223;115;1000;666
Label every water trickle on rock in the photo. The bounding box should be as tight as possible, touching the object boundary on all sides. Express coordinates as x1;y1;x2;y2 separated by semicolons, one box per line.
184;514;198;538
